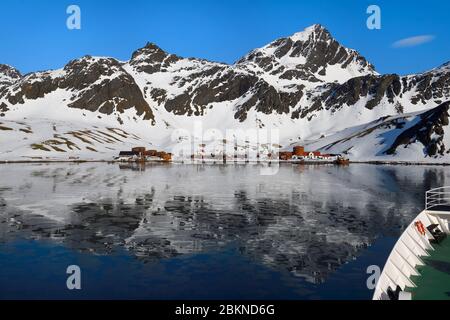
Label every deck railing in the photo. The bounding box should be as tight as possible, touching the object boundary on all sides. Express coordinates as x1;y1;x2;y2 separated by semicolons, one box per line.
425;186;450;211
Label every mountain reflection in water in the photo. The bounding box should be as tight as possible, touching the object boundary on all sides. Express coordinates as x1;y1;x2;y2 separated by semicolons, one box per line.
0;163;447;299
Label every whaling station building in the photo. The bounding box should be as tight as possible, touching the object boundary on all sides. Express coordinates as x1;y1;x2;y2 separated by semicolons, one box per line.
116;147;172;162
279;146;342;162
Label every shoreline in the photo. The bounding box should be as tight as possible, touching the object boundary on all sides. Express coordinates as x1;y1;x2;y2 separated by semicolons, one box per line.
0;159;450;166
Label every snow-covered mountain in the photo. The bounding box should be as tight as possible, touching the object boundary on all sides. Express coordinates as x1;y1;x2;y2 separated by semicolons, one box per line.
1;24;449;162
0;64;21;87
305;102;450;162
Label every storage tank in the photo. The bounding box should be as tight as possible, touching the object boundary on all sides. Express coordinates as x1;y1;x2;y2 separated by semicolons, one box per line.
293;146;305;156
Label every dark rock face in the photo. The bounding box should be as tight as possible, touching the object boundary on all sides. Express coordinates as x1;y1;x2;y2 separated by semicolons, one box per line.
5;72;58;104
385;102;450;157
292;68;450;120
408;70;450;105
0;102;9;114
314;74;403;113
160;69;305;120
63;57;154;121
163;69;259;117
1;57;154;122
235;82;304;122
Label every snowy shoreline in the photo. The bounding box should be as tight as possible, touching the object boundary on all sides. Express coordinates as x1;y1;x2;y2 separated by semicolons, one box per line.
0;159;449;166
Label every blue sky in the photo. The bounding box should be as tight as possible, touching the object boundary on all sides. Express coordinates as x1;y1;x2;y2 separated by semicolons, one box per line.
0;0;449;75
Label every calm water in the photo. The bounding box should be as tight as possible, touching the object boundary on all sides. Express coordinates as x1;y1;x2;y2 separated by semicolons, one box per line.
0;162;448;300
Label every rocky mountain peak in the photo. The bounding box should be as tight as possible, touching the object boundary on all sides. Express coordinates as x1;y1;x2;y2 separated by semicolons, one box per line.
0;64;22;86
131;42;167;60
129;42;181;74
289;23;330;42
236;24;376;84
